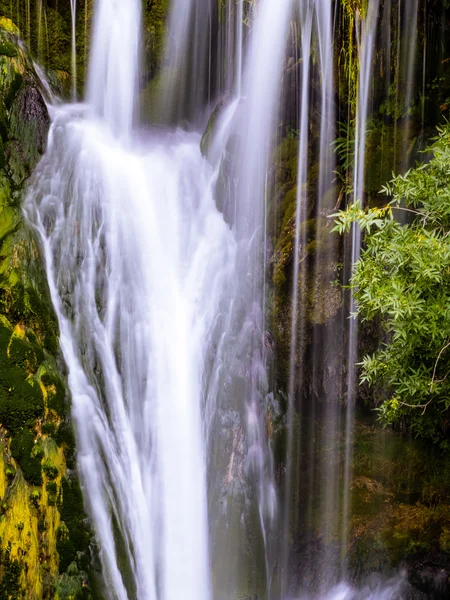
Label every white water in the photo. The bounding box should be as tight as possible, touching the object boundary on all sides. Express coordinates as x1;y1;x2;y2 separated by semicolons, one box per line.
313;575;408;600
88;0;141;136
26;113;235;599
234;0;293;584
25;0;237;598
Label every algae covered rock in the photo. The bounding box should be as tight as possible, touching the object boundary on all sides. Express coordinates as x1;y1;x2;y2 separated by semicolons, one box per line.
0;23;50;185
348;421;450;596
8;83;50;182
0;18;96;599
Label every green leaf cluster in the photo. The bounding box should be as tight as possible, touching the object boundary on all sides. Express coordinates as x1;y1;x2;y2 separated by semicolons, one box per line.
334;124;450;445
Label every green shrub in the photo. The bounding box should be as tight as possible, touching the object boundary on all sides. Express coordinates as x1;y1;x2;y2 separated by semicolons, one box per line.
334;123;450;446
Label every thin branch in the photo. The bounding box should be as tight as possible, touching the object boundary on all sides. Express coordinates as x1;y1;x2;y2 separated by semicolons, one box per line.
398;398;433;416
431;339;450;388
435;369;450;385
390;206;424;216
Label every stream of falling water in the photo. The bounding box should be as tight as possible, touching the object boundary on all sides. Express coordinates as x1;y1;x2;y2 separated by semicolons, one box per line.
342;0;381;568
25;0;233;597
70;0;77;100
23;0;426;597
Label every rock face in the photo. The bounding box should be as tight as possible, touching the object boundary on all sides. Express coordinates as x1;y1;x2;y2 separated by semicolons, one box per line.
7;83;50;185
0;22;50;185
347;421;450;597
0;20;95;600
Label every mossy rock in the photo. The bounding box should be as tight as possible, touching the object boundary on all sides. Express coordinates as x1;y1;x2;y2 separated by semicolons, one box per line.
348;421;450;580
10;428;42;486
140;66;178;124
0;26;29;108
7;83;50;184
0;17;20;36
0;39;17;58
143;0;169;79
0;19;96;596
0;98;8;142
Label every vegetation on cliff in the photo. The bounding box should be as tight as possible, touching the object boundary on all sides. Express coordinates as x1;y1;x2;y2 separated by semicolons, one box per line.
0;19;95;599
335;124;450;447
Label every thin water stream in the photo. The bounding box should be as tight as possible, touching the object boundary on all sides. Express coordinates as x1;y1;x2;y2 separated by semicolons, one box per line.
70;0;77;100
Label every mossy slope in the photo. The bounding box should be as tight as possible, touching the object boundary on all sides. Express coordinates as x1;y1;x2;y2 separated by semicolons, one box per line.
0;19;94;599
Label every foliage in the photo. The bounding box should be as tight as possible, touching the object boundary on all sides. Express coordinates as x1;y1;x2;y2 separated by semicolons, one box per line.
332;120;355;172
332;120;355;190
334;124;450;445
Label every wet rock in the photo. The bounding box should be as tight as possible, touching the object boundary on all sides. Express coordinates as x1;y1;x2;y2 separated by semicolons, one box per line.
0;22;50;186
5;140;30;186
0;97;8;141
406;552;450;599
8;83;50;183
200;94;231;160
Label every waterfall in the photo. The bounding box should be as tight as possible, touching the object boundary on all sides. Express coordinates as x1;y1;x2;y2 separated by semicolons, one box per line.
22;0;440;597
284;3;313;593
159;0;214;123
88;0;141;136
25;0;235;597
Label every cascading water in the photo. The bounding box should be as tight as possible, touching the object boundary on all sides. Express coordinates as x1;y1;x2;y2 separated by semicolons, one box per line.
20;0;448;598
25;0;235;597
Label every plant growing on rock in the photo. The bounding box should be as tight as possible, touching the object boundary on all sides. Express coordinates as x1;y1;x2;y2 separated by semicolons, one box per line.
334;123;450;446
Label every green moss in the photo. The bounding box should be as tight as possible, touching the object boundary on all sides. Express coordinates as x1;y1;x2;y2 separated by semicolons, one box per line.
56;420;76;471
55;569;88;600
58;478;91;574
144;0;169;77
348;421;450;572
9;333;42;371
42;422;57;436
42;458;58;480
46;481;58;506
0;541;21;599
0;18;20;36
10;428;42;486
29;489;40;509
41;370;66;415
364;121;418;201
0;322;45;432
5;463;15;482
0;40;17;58
31;441;44;460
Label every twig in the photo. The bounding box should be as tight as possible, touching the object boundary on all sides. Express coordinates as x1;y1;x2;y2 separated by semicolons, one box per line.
398;398;433;415
431;339;450;388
